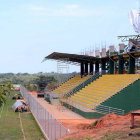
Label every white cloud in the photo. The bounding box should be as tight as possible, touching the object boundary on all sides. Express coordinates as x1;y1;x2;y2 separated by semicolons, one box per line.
65;4;79;9
29;4;105;17
30;6;45;11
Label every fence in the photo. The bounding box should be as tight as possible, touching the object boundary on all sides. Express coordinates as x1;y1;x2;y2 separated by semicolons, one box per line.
94;104;124;116
63;98;124;116
20;85;69;140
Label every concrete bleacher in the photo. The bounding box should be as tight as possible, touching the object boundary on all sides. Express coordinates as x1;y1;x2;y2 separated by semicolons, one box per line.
52;75;92;95
69;74;140;109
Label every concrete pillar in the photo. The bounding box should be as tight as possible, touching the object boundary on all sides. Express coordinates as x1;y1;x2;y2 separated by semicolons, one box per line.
95;62;99;73
90;62;93;75
129;54;135;74
80;62;84;76
85;62;88;74
101;59;106;74
118;55;124;74
109;58;114;74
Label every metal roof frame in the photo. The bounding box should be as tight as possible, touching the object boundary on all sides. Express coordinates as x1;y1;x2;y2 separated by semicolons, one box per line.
45;52;99;63
44;51;140;64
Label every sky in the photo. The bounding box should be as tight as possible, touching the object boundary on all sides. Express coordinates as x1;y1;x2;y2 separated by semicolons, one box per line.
0;0;139;73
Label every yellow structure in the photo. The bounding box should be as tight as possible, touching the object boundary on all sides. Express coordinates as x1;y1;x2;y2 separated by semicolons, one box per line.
52;75;92;95
69;74;140;109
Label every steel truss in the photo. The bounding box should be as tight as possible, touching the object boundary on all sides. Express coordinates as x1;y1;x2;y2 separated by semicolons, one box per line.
118;35;140;42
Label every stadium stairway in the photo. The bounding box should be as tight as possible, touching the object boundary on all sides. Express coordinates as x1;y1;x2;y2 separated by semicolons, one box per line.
68;74;140;112
52;75;92;95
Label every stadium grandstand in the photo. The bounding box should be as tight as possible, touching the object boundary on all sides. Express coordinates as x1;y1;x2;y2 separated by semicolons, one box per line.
44;34;140;118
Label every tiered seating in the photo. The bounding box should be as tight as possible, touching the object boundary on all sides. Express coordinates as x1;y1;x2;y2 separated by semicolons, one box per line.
69;74;140;109
52;75;92;95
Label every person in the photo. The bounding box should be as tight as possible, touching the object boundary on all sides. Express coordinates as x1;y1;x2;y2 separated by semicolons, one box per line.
24;106;27;112
84;72;87;77
21;106;24;112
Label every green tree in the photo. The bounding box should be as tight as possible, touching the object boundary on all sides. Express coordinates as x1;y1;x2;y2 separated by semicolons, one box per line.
0;83;12;107
34;75;56;92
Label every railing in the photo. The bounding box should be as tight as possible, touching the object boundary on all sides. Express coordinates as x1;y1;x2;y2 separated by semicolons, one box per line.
54;73;79;87
94;74;140;115
65;73;138;116
112;74;140;94
48;73;79;93
20;86;69;140
94;104;124;116
62;98;124;116
65;72;102;97
59;72;126;116
63;99;91;112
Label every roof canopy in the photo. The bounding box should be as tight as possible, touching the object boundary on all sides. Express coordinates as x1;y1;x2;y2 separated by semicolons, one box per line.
44;51;140;64
45;52;99;64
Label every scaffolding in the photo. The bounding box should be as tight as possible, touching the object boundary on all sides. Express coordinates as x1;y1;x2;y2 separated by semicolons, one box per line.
57;61;69;74
56;61;70;111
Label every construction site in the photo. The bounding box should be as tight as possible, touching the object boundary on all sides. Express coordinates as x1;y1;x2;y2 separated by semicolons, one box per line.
2;0;140;140
18;8;140;140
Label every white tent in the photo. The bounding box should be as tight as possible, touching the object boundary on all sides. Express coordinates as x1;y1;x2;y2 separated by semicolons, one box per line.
12;101;23;112
129;10;140;34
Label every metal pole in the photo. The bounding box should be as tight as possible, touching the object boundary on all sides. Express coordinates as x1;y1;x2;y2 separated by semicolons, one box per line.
37;102;39;120
45;110;46;133
51;115;52;140
60;124;62;138
55;119;56;139
48;112;49;138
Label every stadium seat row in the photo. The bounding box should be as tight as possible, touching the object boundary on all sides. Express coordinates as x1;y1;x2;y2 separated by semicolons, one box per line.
69;74;140;109
52;75;92;95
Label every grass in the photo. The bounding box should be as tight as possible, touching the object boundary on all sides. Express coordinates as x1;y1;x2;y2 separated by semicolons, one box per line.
100;129;140;140
20;113;44;140
87;120;98;129
0;91;45;140
65;137;92;140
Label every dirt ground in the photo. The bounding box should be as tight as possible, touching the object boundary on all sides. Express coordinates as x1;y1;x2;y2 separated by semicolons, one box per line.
60;112;140;140
30;92;140;140
30;92;95;130
32;95;84;120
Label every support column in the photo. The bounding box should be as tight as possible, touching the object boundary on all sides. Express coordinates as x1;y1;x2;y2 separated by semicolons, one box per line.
118;55;124;74
85;62;88;74
101;59;106;74
90;62;93;75
95;62;99;73
109;58;114;74
129;54;135;74
80;62;84;76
